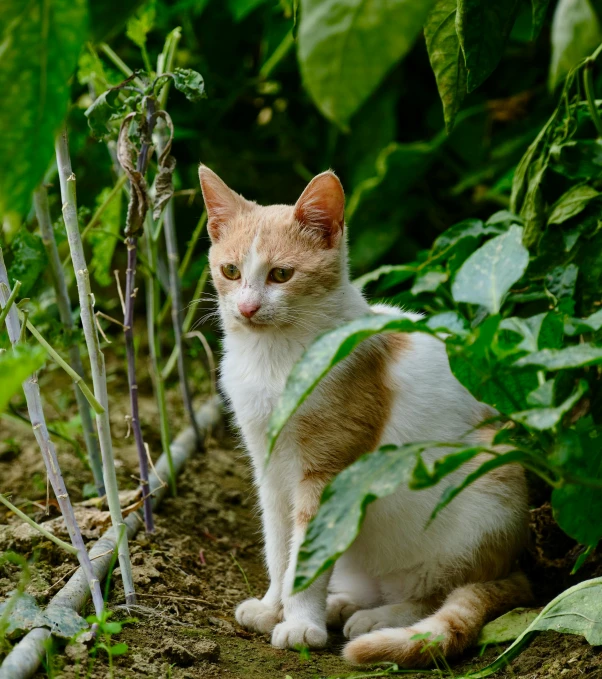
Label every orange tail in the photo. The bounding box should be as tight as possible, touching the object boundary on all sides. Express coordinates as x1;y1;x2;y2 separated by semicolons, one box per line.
343;571;532;668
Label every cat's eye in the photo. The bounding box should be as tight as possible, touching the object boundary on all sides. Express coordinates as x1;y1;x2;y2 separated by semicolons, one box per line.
221;264;241;280
269;267;294;284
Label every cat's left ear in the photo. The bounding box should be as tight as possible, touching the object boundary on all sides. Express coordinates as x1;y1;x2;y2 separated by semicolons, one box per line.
294;171;345;248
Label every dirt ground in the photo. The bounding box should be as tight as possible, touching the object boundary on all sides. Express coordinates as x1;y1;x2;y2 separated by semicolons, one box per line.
1;364;602;679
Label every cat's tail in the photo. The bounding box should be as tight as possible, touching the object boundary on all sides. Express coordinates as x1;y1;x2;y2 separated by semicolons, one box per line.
343;571;532;668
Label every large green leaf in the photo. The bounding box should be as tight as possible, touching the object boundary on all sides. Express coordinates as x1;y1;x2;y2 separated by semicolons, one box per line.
548;184;600;224
500;312;564;354
267;314;437;454
552;419;602;547
0;346;46;413
293;444;418;592
456;0;521;92
297;0;435;126
462;578;602;678
549;0;602;89
89;0;144;42
424;0;466;132
514;344;602;370
0;0;88;217
512;380;588;431
451;225;529;313
477;608;541;645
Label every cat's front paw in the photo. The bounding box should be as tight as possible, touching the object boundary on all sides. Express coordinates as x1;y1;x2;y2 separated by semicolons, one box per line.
271;620;328;649
326;594;361;628
235;598;282;634
344;609;391;639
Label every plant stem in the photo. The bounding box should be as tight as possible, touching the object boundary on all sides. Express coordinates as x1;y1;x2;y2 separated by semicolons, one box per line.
0;492;79;556
584;58;602;139
81;173;128;242
99;43;145;88
162;265;209;381
0;279;20;326
34;186;106;496
144;213;175;494
0;250;104;618
161;187;202;446
157;210;207;326
55;126;136;605
124;237;154;531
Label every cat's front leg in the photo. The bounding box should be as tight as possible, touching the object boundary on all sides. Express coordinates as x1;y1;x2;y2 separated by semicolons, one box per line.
272;475;331;650
235;473;291;634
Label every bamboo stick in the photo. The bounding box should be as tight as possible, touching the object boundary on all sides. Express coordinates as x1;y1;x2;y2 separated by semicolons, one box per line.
34;185;105;496
55;126;136;604
0;250;104;619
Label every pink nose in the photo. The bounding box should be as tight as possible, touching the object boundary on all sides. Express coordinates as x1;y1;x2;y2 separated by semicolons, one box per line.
238;302;261;318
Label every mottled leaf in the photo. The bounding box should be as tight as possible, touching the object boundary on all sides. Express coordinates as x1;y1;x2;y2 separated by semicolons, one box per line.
512;380;587;431
478;608;541;645
565;309;602;335
172;68;206;102
424;0;467;132
7;228;48;297
297;0;435;126
452;225;529;313
514;344;602;370
411;268;448;295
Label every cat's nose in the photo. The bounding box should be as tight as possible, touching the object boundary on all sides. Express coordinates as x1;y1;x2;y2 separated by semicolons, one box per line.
238;302;261;318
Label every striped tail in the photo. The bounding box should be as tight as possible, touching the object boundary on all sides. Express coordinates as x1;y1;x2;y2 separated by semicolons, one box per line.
343;571;532;668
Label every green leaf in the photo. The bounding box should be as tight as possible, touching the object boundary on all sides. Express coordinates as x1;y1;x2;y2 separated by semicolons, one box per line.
89;0;145;42
410;445;493;490
531;0;552;39
0;592;88;640
7;228;48;297
526;379;555;407
0;0;88;216
0;346;46;414
353;264;417;291
548;184;600;224
227;0;268;21
425;311;469;337
172;68;206;102
550;140;602;179
477;607;541;645
456;0;521;92
43;607;89;639
565;309;602;335
410;268;448;295
512;380;587;431
297;0;436;126
549;0;602;89
552;420;602;547
424;0;467;132
451;225;529;313
84;89;123;138
545;264;578;300
514;344;602;370
500;312;564;353
294;444;418;592
126;1;155;48
109;642;129;656
464;578;602;677
0;593;41;640
267;313;435;454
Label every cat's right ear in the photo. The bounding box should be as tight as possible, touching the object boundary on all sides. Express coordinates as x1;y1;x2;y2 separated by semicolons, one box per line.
198;165;248;242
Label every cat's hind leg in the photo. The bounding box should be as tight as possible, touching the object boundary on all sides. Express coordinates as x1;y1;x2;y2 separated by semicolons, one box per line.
326;554;382;629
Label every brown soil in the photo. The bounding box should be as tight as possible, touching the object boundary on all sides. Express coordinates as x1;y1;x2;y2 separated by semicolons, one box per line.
1;368;602;679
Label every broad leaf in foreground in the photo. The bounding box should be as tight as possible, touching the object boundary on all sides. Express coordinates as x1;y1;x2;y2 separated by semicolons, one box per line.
451;225;529;313
293;445;418;592
424;0;466;132
514;344;602;370
0;0;88;216
267;314;436;454
297;0;435;127
460;577;602;677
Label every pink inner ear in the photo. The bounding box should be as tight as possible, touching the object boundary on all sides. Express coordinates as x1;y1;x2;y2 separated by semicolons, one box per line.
294;172;345;247
198;165;244;241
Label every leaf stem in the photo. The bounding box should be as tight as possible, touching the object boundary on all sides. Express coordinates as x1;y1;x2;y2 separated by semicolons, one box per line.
0;280;21;327
100;43;145;88
0;492;79;556
584;58;602;139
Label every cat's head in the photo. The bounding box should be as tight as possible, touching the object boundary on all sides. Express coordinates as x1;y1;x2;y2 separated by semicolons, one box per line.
198;165;348;332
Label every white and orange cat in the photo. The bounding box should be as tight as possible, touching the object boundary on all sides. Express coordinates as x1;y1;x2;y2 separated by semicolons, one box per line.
198;165;531;667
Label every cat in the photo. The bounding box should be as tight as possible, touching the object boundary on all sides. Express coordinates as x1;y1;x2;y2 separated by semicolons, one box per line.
198;165;532;667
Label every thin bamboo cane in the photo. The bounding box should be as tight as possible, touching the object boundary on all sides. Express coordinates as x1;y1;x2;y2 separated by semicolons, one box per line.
34;185;105;496
55;126;136;604
0;250;104;619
